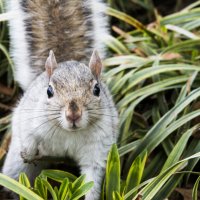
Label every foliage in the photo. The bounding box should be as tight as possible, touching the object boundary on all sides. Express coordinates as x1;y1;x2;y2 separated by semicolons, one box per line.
0;171;93;200
0;0;200;200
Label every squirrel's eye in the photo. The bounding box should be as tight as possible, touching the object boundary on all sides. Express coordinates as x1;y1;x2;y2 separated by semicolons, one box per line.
93;83;100;97
47;85;54;98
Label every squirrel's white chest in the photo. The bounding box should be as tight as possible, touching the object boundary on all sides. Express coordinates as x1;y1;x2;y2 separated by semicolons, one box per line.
36;127;84;159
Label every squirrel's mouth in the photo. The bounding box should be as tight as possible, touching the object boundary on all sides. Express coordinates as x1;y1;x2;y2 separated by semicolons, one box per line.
72;122;78;129
73;122;76;128
60;120;83;132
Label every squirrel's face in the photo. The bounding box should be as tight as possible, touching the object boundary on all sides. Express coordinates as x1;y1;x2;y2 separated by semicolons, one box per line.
44;50;103;132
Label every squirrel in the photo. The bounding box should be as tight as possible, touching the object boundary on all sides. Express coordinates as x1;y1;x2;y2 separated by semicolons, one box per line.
2;0;119;200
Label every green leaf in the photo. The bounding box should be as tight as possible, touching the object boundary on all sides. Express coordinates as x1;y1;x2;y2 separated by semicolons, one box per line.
161;8;200;25
163;39;200;53
54;186;59;198
117;75;189;108
161;128;193;172
19;173;31;188
104;35;130;54
105;59;151;78
124;178;154;199
41;179;58;200
143;152;165;181
0;173;44;200
34;176;47;200
125;151;147;200
70;181;94;200
0;43;14;73
119;140;141;157
106;144;120;200
41;170;77;183
72;174;86;192
106;7;157;41
113;191;124;200
123;64;200;94
192;176;200;200
19;173;31;200
58;178;69;200
103;55;148;67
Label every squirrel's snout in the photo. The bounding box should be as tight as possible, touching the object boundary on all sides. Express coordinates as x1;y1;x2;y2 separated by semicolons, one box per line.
66;101;82;124
66;111;82;123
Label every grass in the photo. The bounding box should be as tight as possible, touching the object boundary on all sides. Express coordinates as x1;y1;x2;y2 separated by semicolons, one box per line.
0;0;200;199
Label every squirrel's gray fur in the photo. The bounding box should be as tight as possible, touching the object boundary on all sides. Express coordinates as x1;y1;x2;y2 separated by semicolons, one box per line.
2;1;118;200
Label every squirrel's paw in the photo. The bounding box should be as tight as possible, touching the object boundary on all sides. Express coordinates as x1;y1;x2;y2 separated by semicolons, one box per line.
20;149;42;164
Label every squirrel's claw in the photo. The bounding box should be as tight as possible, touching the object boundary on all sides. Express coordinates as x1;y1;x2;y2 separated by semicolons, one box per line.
20;149;41;165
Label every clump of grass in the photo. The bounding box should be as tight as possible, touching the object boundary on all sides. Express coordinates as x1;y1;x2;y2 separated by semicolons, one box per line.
103;1;200;199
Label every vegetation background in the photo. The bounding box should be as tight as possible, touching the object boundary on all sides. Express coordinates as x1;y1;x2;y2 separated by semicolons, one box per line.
0;0;200;199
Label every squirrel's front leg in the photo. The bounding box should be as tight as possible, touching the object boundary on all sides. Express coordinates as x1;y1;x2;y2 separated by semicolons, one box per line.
20;137;42;163
81;164;105;200
3;136;46;184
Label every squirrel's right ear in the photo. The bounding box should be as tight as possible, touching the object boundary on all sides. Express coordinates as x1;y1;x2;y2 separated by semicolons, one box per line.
89;50;102;80
45;50;58;78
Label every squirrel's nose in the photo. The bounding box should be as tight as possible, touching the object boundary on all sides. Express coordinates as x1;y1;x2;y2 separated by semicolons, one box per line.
66;101;82;123
66;112;81;123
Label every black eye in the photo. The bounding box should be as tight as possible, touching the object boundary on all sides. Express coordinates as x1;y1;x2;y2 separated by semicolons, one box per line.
47;85;54;98
93;83;100;97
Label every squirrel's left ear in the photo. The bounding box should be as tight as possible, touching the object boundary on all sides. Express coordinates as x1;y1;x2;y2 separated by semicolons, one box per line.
45;50;58;78
89;50;102;80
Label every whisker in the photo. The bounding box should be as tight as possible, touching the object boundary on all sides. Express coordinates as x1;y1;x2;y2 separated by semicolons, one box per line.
88;116;117;127
22;113;61;122
87;117;108;137
87;105;117;111
44;102;62;108
88;112;119;118
50;121;61;139
43;121;60;140
86;118;114;147
20;108;61;112
27;116;60;136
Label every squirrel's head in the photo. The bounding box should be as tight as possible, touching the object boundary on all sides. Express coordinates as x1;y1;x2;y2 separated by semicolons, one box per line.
44;50;105;131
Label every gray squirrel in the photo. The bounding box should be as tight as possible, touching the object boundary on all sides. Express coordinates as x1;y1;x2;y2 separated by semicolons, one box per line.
2;0;119;200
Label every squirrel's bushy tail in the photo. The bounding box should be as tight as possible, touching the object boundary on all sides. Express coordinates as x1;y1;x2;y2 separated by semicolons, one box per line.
7;0;108;90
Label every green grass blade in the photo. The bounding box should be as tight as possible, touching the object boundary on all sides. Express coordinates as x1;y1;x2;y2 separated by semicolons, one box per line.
163;39;200;53
125;151;147;200
118;75;188;108
161;127;194;172
103;55;148;67
70;181;94;200
72;174;86;192
106;144;120;200
119;140;141;156
19;173;31;200
41;170;77;183
58;178;69;200
192;176;200;200
34;176;47;200
122;64;200;94
106;7;158;41
0;173;44;200
104;35;130;54
124;178;154;199
161;8;200;25
41;179;58;200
